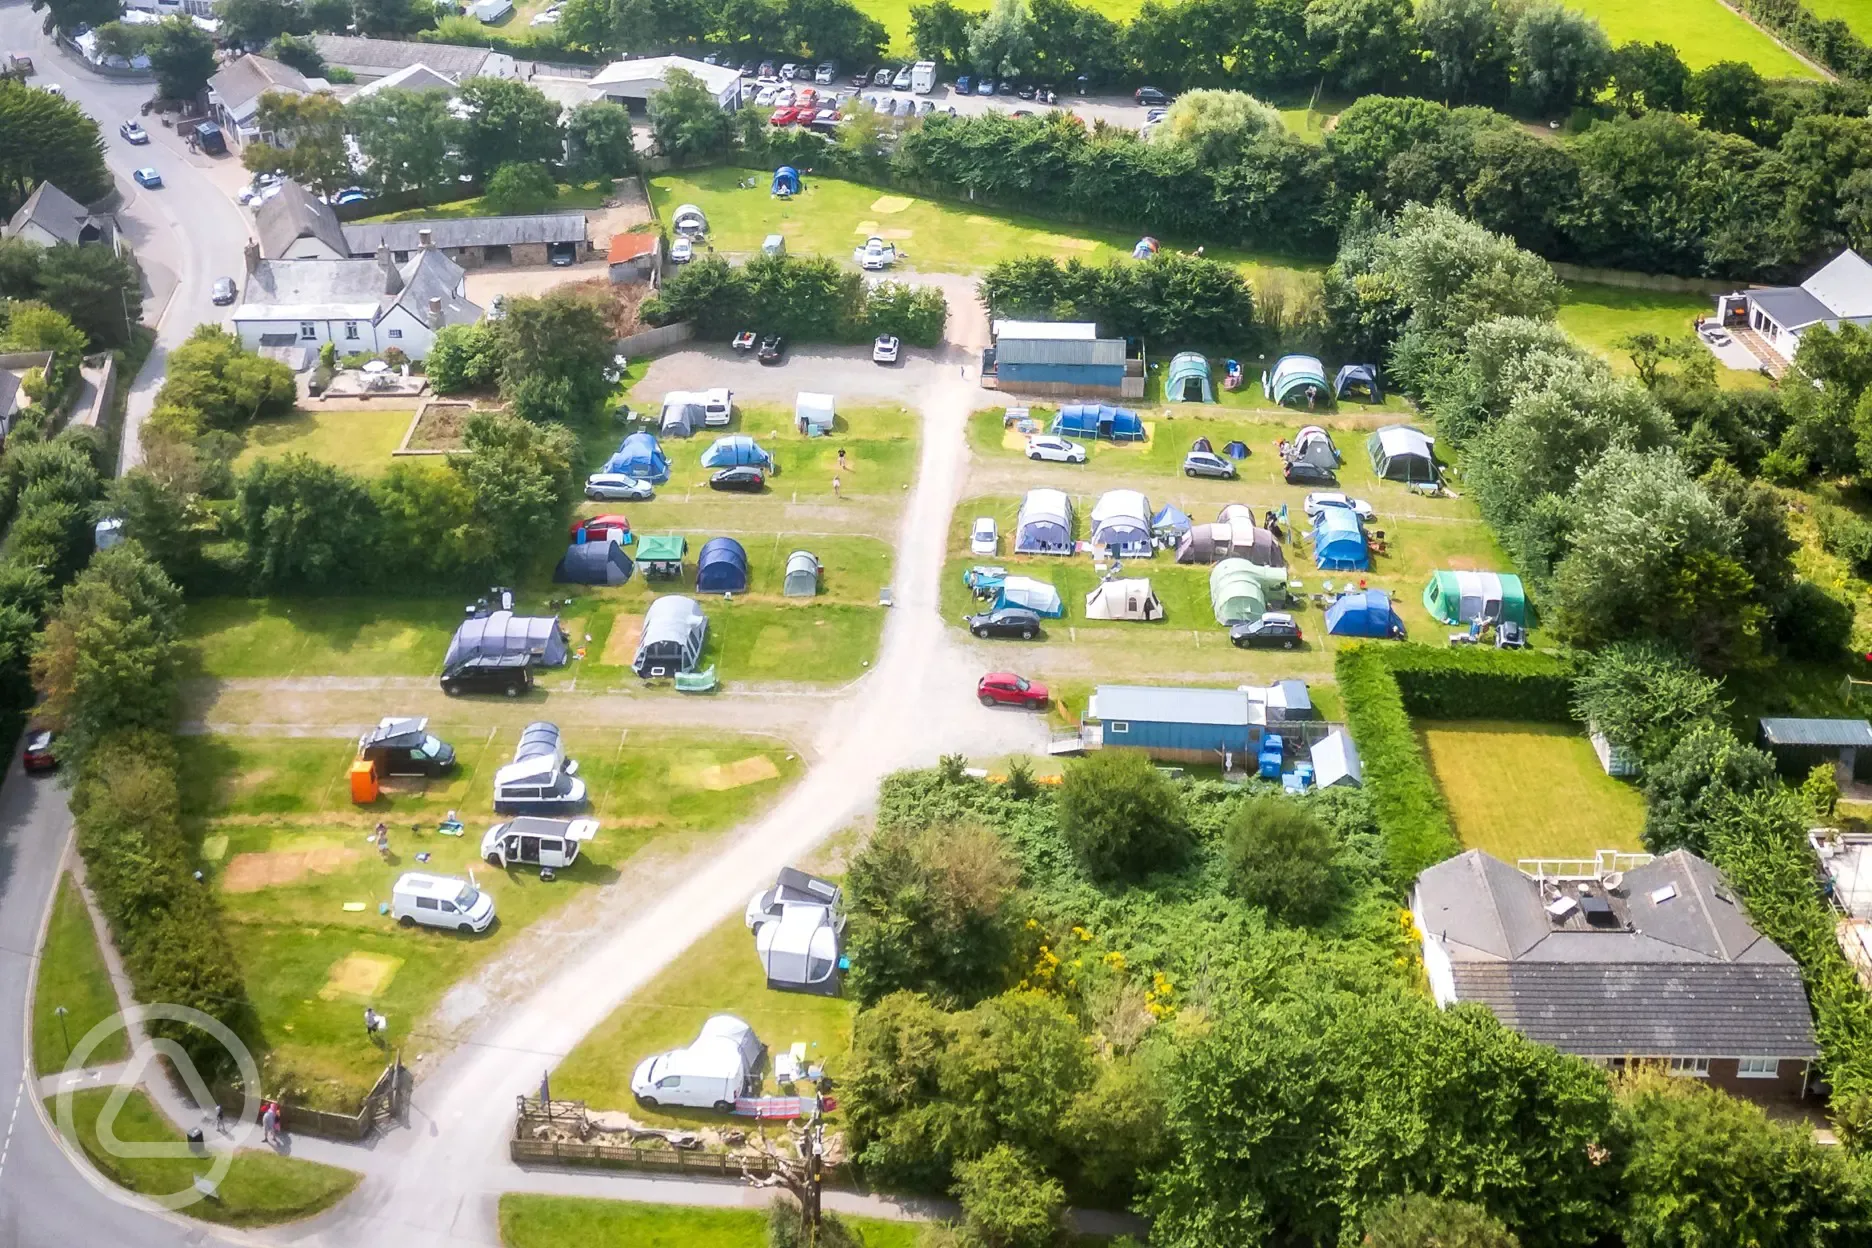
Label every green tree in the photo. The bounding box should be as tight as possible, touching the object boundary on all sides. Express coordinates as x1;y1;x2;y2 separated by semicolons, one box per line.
481;162;557;215
1417;0;1513;105
456;78;565;181
648;68;735;160
1609;41;1689;113
453;411;578;577
1363;1194;1521;1248
353;0;432;33
565;100;636;180
30;0;118;36
155;325;296;429
1804;761;1841;821
952;1144;1064;1248
233;454;380;590
910;0;978;65
216;0;305;46
494;286;616;420
244;91;353;196
104;470;201;580
0;80;110;216
1151;89;1283;165
347;87;461;200
370;463;480;588
1056;750;1189;882
424;322;502;393
1571;641;1727;769
145;16;219;101
1641;724;1778;856
35;242;142;349
1222;795;1338;923
969;0;1033;78
268;32;329;76
1509;2;1610;116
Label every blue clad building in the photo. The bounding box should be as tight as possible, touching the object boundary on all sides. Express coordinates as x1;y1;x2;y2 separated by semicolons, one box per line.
1086;682;1316;766
984;320;1139;396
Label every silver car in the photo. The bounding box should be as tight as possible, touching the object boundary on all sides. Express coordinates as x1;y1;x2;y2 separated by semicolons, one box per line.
585;473;655;501
1183;450;1236;479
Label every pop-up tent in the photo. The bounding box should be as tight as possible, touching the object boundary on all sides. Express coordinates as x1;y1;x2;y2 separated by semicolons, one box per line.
695;538;749;594
1132;236;1159;259
609;432;669;482
1151;504;1191;540
1165;352;1215;403
1085;578;1164;621
995;576;1064;617
1335;364;1383;403
1224;440;1249;459
1090;489;1154;556
445;611;568;669
1289;425;1340;472
783;550;820;597
771;165;801;196
660;396;705;438
1210;559;1270;625
700;435;773;469
795;392;835;436
1053;403;1145;442
1310;506;1369;571
554;540;633;585
671;203;708;236
1264;355;1330;406
1424;570;1526;627
1326;589;1404;638
1368;425;1438;483
1015;488;1073;555
634;595;708;677
1312;730;1363;788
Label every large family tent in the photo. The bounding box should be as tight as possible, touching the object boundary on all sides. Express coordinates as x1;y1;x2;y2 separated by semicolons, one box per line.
1210;559;1270;625
1015;488;1074;555
660;396;705;438
445;611;568;669
634;595;708;677
1423;570;1527;627
1085;578;1165;621
1326;589;1405;638
554;540;633;586
1263;355;1330;407
1335;364;1383;403
783;550;821;597
1053;403;1145;442
995;576;1064;617
795;392;834;436
1090;489;1154;556
671;204;707;236
1289;426;1340;472
1165;353;1215;403
1312;730;1363;788
771;165;801;196
700;435;773;470
1177;522;1284;567
1310;505;1369;570
1151;504;1191;540
609;432;669;482
695;538;749;594
1368;425;1438;483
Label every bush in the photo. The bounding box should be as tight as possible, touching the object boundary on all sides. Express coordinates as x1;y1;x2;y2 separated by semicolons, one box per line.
1774;578;1854;660
1221;795;1338;923
1383;645;1577;721
1363;1194;1521;1248
1570;641;1727;770
952;1144;1065;1248
1815;503;1872;575
425;322;502;394
1334;644;1459;886
646;253;951;346
863;281;948;347
481;161;556;215
1057;750;1190;882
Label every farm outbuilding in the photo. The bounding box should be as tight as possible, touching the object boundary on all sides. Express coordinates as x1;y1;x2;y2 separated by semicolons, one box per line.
1264;355;1329;407
695;538;749;594
1310;506;1369;571
634;595;708;677
995;576;1064;618
554;539;633;586
1758;717;1872;782
1090;490;1154;556
609;432;669;482
1210;559;1270;625
1015;488;1074;555
445;611;568;668
1326;590;1405;639
1369;425;1438;483
1088;684;1257;765
1423;571;1526;627
1165;353;1215;403
986;320;1137;396
700;435;772;469
1312;730;1363;788
783;550;821;597
1053;402;1145;442
1085;578;1164;621
795;392;835;436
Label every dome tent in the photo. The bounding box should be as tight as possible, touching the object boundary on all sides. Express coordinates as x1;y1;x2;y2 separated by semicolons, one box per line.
783;550;821;597
1263;355;1329;407
1210;559;1270;625
1326;589;1405;638
1151;504;1192;539
772;166;801;196
1335;363;1383;403
1368;425;1438;483
1165;352;1215;403
700;435;773;469
1015;488;1073;555
695;537;749;594
554;540;633;585
1423;570;1526;626
608;432;669;482
1090;489;1154;556
1309;505;1369;571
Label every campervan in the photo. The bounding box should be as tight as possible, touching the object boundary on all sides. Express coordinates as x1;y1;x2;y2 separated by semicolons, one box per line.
492;722;586;814
630;1016;763;1110
481;816;597;869
391;872;496;933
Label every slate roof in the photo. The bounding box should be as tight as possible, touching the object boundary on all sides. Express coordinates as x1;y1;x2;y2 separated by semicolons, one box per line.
208;54;312;119
0;372;20;419
1089;685;1250;727
1759;717;1872;749
311;35;499;79
349;62;459;98
255;181;348;259
1749;286;1835;332
995;334;1127;367
341;213;587;253
234;248;481;326
5;182;108;247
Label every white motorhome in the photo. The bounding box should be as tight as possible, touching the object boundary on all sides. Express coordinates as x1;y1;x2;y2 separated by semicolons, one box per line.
391;872;495;933
492;722;586;814
911;61;937;93
630;1015;763;1110
480;816;597;869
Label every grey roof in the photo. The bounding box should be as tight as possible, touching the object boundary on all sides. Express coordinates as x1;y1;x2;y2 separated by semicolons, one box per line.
311;35;497;79
994;334;1127;367
1090;684;1249;727
256;181;348;259
208;54;312;117
1759;717;1872;749
0;371;19;419
1748;286;1834;331
5;181;107;246
341;213;587;254
235;248;480;326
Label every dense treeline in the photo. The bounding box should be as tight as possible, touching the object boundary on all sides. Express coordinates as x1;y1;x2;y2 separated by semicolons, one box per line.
644;253;949;345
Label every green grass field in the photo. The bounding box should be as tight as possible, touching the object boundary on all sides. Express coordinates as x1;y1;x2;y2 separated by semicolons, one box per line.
232;410;416;478
357;180;612;224
1555;282;1772;390
1564;0;1818;74
1806;0;1872;40
1417;721;1647;862
184;731;799;1108
33;874;129;1075
613;403;921;499
552;912;855;1122
53;1088;358;1227
499;1196;922;1248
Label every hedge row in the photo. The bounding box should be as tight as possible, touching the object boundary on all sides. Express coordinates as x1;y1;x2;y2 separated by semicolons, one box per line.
1734;0;1872;82
1383;646;1579;723
1335;644;1461;888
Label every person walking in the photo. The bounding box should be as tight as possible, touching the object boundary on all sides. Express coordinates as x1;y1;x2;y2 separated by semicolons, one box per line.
836;447;847;470
261;1104;281;1146
832;475;841;499
213;1102;225;1135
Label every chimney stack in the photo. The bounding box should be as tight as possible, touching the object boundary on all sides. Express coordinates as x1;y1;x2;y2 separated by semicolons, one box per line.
243;239;261;275
378;240;404;295
419;228;434;251
428;296;443;328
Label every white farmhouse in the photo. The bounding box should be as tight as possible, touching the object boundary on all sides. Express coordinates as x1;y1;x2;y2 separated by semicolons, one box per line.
231;233;482;359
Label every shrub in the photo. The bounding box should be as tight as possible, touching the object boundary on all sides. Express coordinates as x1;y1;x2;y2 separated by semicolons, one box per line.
1221;795;1338;923
425;322;502;394
1057;750;1189;882
1334;644;1459;886
1816;503;1872;575
1570;641;1727;769
863;281;948;347
480;161;556;215
1383;645;1577;721
1774;578;1854;660
1640;725;1778;856
952;1144;1065;1248
1363;1194;1521;1248
645;253;950;345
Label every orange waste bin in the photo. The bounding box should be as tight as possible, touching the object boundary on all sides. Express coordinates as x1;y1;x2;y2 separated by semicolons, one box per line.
349;759;380;804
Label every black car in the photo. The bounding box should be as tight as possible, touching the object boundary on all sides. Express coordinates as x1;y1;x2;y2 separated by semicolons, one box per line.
1230;613;1304;650
710;465;766;491
1135;86;1168;106
758;334;786;364
966;606;1043;640
440;654;534;697
997;78;1015;95
1282;460;1336;486
211;276;237;305
738;60;757;77
1016;83;1035;99
853;65;875;86
357;715;456;775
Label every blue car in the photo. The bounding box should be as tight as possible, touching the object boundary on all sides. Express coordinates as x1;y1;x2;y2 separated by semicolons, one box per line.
956;74;971;93
133;167;162;189
976;78;994;95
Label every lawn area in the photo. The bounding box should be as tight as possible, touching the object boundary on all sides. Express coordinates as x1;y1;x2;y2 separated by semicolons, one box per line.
1564;0;1818;74
552;912;855;1124
183;730;800;1108
33;874;128;1075
609;402;921;499
1417;721;1647;862
356;180;612;224
232;409;415;478
184;597;468;678
53;1088;358;1227
1554;283;1771;391
1807;0;1872;39
499;1196;921;1248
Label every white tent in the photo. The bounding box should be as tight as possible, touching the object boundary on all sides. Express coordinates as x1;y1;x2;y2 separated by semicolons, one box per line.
1090;489;1153;555
1311;729;1363;788
1085;578;1164;621
783;550;821;597
634;595;708;677
671;204;708;236
755;905;842;994
1015;488;1073;555
796;391;835;436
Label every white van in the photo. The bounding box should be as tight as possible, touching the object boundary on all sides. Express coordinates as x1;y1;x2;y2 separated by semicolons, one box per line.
492;722;586;814
481;816;597;869
391;872;495;933
631;1015;763;1111
911;61;937;94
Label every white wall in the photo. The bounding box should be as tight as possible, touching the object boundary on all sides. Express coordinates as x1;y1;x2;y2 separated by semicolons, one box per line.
1411;891;1459;1007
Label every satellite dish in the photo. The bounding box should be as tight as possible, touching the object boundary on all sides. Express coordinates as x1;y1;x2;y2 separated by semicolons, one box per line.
1603;871;1625;892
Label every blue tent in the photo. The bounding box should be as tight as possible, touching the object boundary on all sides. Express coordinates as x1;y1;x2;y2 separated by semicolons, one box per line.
1335;363;1383;403
554;540;633;586
695;537;749;593
1151;504;1191;538
1052;403;1145;442
700;435;773;469
1310;506;1369;571
772;166;801;196
608;432;669;483
1325;589;1405;638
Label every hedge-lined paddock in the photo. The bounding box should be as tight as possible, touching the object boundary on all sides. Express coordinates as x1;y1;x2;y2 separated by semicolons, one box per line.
1335;644;1461;887
1383;646;1579;723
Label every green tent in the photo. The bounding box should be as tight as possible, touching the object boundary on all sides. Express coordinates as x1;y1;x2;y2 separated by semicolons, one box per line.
1165;352;1215;403
1262;355;1329;406
1423;570;1526;626
1210;558;1270;625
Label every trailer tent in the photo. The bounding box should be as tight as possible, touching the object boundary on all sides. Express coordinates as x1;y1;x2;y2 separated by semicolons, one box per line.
1090;489;1154;556
1288;425;1340;473
1335;364;1383;403
1310;505;1369;571
671;204;708;236
783;550;821;597
695;538;749;594
1052;403;1145;442
1264;355;1330;406
660;397;704;438
995;576;1064;617
634;595;708;677
1326;589;1405;638
1085;578;1165;621
1210;560;1270;625
609;432;669;482
700;435;773;469
771;166;800;196
1166;353;1215;403
795;392;835;436
554;540;633;585
1423;570;1526;626
1015;488;1073;555
445;611;568;669
1368;425;1438;483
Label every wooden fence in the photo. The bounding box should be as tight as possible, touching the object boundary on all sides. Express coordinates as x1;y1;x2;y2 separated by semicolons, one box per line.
616;322;694;356
509;1136;849;1184
203;1051;407;1142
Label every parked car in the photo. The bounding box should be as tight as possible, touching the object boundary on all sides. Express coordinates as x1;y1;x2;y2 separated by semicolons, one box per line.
796;85;816;104
1230;613;1304;650
893;65;914;89
1282;459;1336;486
118;120;148;144
358;716;456;775
769;106;799;125
970;517;998;555
739;60;758;76
440;653;533;697
918;99;935;113
1183;450;1236;479
732;330;757;352
758;59;776;77
133;167;162;189
873;66;894;85
956;74;972;93
493;721;585;814
976;78;994;95
702;51;720;64
996;78;1015;95
1303;491;1376;522
966;606;1041;639
1135;86;1168;105
873;334;900;364
585;472;654;501
22;729;56;775
755;85;778;105
780;61;798;79
757;334;786;364
1016;82;1036;99
794;63;814;79
631;1016;760;1110
211;276;237;305
671;237;694;263
710;465;767;492
392;872;495;933
1145;106;1166;123
481;816;597;869
853;65;875;86
815;61;837;83
978;671;1049;708
1026;434;1086;463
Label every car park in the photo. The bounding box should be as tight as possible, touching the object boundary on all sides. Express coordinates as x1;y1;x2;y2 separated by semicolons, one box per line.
671;237;694;263
585;472;654;500
357;716;456;775
392;872;496;933
967;607;1042;639
1025;434;1086;463
212;276;237;305
758;334;786;364
22;729;56;774
1304;492;1376;522
873;335;900;364
119;120;148;144
978;671;1049;708
1136;86;1168;105
971;517;998;555
1230;613;1304;649
1183;450;1236;479
481;816;597;870
133;167;162;189
440;653;533;697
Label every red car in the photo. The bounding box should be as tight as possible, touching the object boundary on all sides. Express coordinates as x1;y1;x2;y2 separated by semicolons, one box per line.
770;107;799;125
571;513;630;539
977;672;1048;709
22;729;56;774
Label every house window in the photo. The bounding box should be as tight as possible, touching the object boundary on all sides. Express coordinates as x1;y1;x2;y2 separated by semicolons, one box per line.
1668;1057;1710;1078
1108;722;1129;734
1738;1057;1779;1078
388;329;403;339
344;322;360;340
299;322;316;340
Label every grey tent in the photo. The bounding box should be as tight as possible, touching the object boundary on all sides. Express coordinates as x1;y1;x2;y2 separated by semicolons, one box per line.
444;610;569;669
1015;488;1073;555
633;595;708;677
1287;425;1340;472
1334;364;1383;403
783;550;821;597
1368;425;1438;483
554;540;633;585
661;397;705;438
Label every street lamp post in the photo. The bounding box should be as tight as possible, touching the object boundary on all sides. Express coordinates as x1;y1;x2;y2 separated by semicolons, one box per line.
54;1004;70;1060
